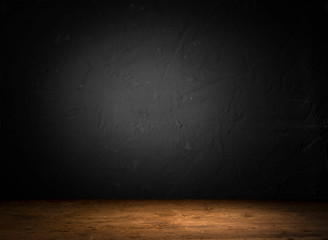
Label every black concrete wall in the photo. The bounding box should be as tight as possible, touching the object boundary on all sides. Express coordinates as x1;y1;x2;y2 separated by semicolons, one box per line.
2;0;328;199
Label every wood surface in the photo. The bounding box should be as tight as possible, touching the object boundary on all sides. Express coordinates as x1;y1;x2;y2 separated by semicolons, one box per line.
1;200;328;239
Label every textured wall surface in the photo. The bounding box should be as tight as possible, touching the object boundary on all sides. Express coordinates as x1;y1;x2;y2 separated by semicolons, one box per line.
2;0;328;199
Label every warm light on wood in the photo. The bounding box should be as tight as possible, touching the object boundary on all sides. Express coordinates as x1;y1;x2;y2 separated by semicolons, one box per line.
1;200;327;239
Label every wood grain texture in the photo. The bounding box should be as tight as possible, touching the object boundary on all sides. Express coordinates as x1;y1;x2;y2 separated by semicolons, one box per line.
0;200;327;239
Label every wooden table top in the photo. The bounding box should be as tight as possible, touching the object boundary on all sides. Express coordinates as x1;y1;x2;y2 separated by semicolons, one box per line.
0;199;327;239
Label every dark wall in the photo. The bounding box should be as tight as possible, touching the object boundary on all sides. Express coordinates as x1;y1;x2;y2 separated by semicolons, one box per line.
2;0;328;199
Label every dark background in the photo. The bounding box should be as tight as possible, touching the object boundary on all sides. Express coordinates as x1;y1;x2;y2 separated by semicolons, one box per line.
2;0;328;200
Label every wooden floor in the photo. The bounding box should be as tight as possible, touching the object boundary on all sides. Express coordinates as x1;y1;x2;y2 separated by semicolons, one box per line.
0;200;328;240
